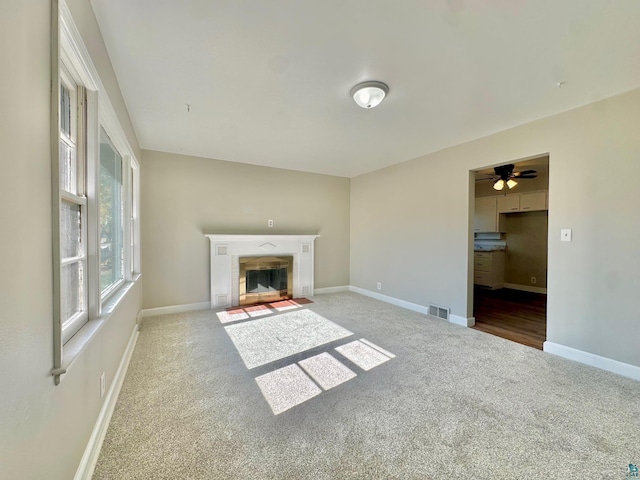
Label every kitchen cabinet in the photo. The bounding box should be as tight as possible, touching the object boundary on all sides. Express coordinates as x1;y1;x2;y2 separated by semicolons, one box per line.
474;196;498;232
497;195;520;213
519;191;547;211
496;191;547;213
474;251;505;289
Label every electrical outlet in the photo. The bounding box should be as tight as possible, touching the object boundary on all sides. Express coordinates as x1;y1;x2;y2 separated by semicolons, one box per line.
531;276;537;284
268;219;274;228
376;282;382;290
100;372;105;398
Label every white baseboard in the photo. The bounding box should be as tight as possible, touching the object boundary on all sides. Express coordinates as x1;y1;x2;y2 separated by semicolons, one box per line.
75;324;139;480
349;286;429;315
450;314;475;327
314;285;350;295
142;301;210;318
544;341;640;381
504;283;547;294
348;286;475;328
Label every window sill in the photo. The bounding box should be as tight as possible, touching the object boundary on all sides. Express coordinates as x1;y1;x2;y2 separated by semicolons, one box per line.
58;274;141;382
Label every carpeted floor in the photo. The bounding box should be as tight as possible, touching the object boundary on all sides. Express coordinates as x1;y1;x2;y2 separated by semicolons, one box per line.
93;292;640;479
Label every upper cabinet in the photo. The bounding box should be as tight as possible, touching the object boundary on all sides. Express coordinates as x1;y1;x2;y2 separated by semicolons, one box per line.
474;196;498;232
496;191;547;213
475;191;547;233
519;191;547;211
497;195;520;213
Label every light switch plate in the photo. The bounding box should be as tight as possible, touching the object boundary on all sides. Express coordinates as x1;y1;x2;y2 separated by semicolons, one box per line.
560;229;572;242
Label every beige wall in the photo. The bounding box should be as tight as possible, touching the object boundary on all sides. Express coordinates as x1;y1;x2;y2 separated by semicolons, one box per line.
504;211;549;288
351;88;640;368
0;2;141;479
141;150;350;309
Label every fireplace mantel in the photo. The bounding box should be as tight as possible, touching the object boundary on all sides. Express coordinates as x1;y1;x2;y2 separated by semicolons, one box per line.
205;234;319;308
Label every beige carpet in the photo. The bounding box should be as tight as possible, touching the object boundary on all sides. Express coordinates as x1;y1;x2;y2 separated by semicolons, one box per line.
93;292;640;479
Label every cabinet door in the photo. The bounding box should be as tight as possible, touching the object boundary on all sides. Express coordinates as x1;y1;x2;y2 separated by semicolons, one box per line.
474;197;497;232
497;194;519;213
474;256;491;272
520;191;547;211
474;272;492;286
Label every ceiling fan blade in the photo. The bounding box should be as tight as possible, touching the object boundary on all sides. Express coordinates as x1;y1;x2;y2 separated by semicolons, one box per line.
516;174;538;179
475;177;497;182
513;169;537;177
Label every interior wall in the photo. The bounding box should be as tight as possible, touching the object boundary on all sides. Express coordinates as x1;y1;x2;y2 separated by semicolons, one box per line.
351;87;640;368
141;150;350;310
504;212;548;288
0;2;142;479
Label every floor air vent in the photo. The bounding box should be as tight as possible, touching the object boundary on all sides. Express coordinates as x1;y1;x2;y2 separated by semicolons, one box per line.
428;304;450;321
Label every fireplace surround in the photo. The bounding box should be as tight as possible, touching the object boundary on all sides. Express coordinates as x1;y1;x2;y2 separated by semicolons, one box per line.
205;234;319;308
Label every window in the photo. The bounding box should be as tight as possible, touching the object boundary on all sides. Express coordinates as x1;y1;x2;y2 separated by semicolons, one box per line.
53;0;141;385
59;69;88;343
99;127;124;297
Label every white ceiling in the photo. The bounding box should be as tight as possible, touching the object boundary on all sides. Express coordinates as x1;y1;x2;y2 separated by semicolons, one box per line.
91;0;640;178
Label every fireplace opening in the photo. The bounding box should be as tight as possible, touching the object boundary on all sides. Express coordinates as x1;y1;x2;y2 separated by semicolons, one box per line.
239;256;293;306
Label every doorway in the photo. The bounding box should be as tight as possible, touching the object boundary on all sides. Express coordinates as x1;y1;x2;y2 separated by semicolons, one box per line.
470;155;549;349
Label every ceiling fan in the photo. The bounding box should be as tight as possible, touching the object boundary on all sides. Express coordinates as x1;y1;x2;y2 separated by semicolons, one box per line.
477;164;538;191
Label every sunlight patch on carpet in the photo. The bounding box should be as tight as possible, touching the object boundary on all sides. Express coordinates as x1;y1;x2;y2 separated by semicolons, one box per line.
335;340;392;371
298;352;357;390
216;310;249;324
224;310;353;369
255;364;322;415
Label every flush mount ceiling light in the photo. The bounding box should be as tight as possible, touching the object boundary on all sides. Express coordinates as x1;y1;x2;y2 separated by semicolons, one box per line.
350;81;389;108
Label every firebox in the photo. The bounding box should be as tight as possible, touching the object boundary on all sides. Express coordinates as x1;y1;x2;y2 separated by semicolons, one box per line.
238;256;294;306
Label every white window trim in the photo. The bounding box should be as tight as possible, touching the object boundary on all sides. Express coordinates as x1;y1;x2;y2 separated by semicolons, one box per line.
98;127;126;303
59;67;89;344
52;0;141;385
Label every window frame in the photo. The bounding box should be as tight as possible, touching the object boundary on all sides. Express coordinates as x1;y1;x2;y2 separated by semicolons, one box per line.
52;0;141;385
58;65;89;344
98;126;126;301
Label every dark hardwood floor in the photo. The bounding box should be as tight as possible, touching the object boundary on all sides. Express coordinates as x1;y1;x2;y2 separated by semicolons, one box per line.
472;287;547;349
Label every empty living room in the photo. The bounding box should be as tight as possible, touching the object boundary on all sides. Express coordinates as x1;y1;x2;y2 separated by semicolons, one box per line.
2;1;640;479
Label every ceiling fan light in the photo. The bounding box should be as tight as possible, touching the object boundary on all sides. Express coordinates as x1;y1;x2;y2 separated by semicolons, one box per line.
493;179;505;191
350;81;389;108
506;179;518;189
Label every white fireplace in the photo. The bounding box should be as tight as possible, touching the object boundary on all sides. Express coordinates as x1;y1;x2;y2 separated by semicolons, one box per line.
205;234;319;308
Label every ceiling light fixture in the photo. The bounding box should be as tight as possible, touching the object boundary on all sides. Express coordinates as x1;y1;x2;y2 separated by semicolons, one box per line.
493;178;518;191
350;81;389;109
485;164;537;191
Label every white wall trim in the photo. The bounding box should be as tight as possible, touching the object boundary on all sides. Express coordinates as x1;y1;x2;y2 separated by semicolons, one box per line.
450;314;476;327
544;341;640;382
349;286;475;327
74;324;139;480
504;283;547;294
349;286;429;315
314;285;350;295
142;302;210;318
